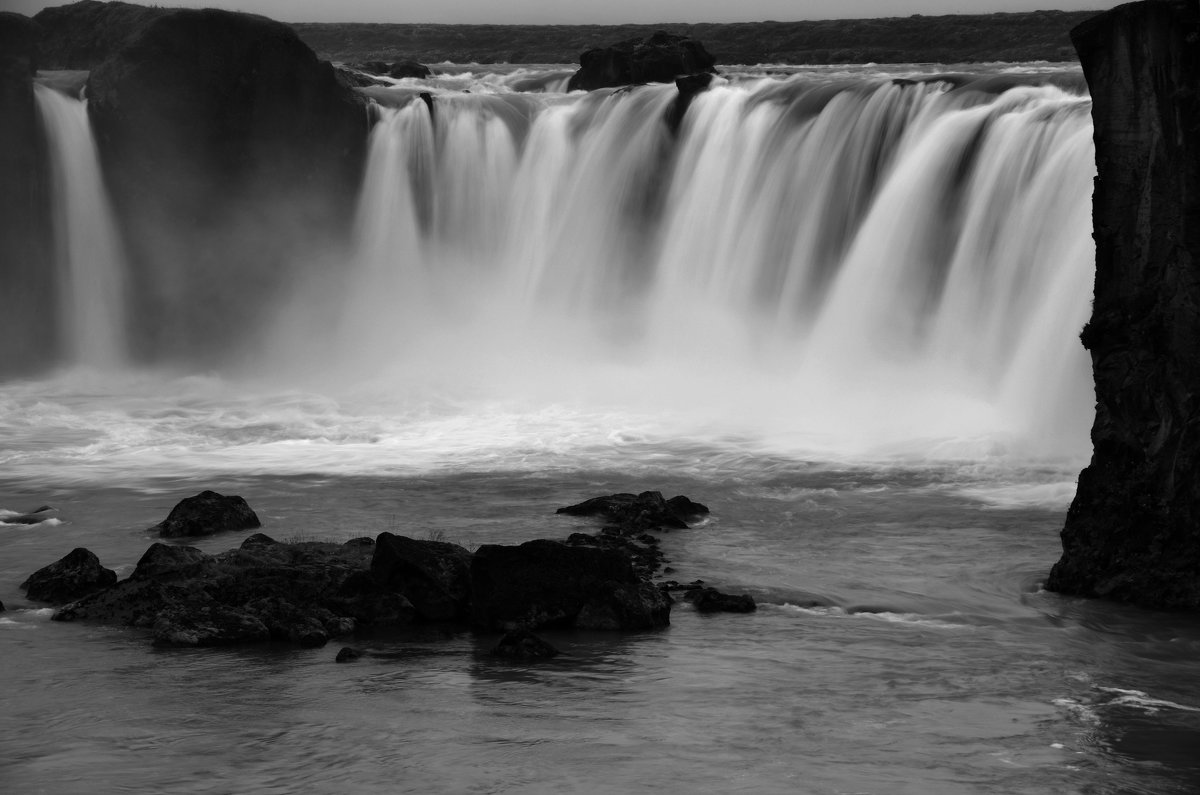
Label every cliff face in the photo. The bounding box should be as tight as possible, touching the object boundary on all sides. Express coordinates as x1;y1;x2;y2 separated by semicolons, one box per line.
0;13;57;375
86;8;370;363
1047;0;1200;608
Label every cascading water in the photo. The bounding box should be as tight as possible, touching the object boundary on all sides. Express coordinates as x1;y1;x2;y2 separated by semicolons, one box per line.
284;73;1095;462
33;83;128;368
10;68;1096;484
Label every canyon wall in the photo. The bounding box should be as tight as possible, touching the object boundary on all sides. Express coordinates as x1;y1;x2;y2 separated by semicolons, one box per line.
1048;0;1200;609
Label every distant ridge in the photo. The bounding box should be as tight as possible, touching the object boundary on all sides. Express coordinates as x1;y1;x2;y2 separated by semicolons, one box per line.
291;11;1099;65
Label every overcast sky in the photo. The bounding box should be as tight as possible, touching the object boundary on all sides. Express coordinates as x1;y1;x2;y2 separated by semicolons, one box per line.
10;0;1117;24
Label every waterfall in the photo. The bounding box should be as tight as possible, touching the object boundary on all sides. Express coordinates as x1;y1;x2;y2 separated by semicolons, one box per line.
308;74;1094;457
29;69;1095;460
34;84;128;368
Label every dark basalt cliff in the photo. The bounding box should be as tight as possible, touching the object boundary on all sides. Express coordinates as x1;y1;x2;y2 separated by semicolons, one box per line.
1047;0;1200;609
84;7;369;363
0;13;56;375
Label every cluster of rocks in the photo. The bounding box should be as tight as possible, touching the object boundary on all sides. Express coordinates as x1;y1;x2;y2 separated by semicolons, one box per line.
18;488;757;653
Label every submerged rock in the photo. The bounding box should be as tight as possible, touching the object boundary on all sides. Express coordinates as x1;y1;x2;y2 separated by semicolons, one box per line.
567;31;717;92
491;628;559;660
153;490;261;538
1046;1;1200;609
688;587;757;614
335;645;364;662
1;505;57;525
21;547;117;604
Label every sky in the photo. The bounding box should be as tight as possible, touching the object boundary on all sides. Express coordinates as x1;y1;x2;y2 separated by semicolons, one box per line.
10;0;1119;25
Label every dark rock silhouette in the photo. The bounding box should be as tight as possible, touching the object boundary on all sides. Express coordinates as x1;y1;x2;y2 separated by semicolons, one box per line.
335;646;364;662
388;60;432;78
491;628;560;659
471;539;671;631
33;0;165;69
21;547;117;604
0;12;56;376
84;7;369;364
689;587;757;614
54;534;413;647
556;490;709;531
153;490;261;538
371;532;473;621
567;31;716;92
2;505;57;525
1047;0;1200;609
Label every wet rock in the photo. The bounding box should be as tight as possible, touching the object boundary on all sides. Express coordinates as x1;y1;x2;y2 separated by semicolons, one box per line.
666;72;715;133
491;628;559;660
568;31;717;92
371;532;472;621
556;490;708;531
388;59;431;78
21;547;118;604
54;536;409;647
1;505;57;525
153;490;261;538
471;539;670;631
688;587;757;614
335;646;364;663
1047;1;1200;609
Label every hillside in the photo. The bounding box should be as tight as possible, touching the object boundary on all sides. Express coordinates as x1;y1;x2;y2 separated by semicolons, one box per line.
291;11;1099;66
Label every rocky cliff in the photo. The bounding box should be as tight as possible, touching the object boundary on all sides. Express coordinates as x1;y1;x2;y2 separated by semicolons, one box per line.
1047;0;1200;608
0;13;56;375
85;7;370;362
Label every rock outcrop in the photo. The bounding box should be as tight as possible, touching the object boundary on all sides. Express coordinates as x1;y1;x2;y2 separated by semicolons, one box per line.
84;7;369;364
567;31;717;92
54;534;412;647
471;539;671;631
0;12;56;376
1047;0;1200;609
21;547;118;604
153;490;261;538
33;0;166;69
371;532;472;621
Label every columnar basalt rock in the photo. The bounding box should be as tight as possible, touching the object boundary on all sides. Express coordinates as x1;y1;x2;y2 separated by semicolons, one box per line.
1047;0;1200;609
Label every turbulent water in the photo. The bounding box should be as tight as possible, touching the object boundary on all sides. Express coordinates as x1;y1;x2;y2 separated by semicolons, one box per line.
4;65;1200;794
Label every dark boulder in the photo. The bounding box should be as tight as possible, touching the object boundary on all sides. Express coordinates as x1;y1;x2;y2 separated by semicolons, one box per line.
689;587;757;614
84;7;370;364
0;12;56;376
153;490;261;538
666;72;715;133
491;628;560;660
471;539;670;631
557;491;708;531
371;532;472;621
1046;1;1200;609
1;505;57;525
21;547;117;604
335;646;364;662
567;31;717;92
388;59;431;79
55;535;411;647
